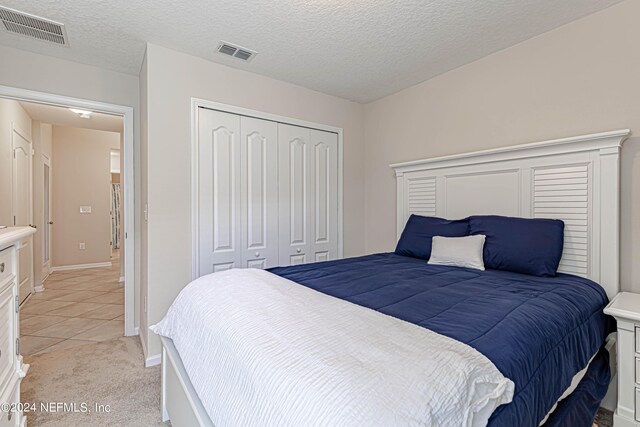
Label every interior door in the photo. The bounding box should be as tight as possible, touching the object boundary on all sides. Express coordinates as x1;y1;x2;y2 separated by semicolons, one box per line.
240;116;278;269
278;124;311;266
12;126;33;303
309;129;339;262
197;108;242;276
42;156;52;279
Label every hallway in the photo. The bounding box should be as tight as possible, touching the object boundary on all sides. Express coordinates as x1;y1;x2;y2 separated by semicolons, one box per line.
20;254;124;356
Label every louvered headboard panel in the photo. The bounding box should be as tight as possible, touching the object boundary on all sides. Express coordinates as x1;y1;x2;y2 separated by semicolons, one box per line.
406;176;437;217
392;130;630;299
533;165;589;277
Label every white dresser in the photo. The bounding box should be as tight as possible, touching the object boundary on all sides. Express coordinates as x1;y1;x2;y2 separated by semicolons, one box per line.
604;292;640;427
0;227;35;427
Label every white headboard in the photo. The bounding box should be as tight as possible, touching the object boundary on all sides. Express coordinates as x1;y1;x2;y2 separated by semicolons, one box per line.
391;130;630;299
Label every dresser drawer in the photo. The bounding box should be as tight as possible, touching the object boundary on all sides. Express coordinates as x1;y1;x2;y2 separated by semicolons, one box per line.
0;285;15;396
0;381;19;427
0;248;13;288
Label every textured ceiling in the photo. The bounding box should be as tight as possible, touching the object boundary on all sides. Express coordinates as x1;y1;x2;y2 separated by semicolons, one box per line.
20;101;123;133
0;0;624;103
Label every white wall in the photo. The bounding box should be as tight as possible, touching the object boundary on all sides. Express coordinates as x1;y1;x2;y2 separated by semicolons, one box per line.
0;44;141;328
363;0;640;292
51;126;120;267
141;43;366;358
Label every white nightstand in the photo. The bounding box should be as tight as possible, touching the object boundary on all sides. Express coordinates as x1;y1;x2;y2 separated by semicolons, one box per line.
604;292;640;427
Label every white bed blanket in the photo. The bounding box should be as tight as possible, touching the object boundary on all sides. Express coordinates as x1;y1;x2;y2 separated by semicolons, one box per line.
151;268;514;427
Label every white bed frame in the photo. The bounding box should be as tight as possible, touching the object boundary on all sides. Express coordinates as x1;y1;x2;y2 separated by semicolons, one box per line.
159;129;630;426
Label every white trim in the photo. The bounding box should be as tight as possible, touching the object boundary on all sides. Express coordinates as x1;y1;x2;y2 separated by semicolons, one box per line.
42;153;52;280
391;129;630;301
0;84;137;337
140;332;159;366
190;98;344;280
133;326;139;335
34;284;45;293
119;276;125;283
146;354;161;368
50;262;112;272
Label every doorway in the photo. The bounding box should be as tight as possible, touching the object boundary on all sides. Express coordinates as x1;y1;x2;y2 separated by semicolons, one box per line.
0;85;136;340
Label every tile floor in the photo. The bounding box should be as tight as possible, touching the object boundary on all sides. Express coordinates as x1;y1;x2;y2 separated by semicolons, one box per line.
20;253;124;356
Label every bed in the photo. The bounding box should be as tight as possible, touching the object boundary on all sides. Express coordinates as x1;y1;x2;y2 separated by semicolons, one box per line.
153;129;630;426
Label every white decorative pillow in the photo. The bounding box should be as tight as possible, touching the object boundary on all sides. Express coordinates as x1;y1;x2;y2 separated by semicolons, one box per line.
428;235;486;270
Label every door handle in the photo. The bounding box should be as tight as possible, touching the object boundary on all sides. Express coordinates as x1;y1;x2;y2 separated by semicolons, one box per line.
48;221;54;225
296;248;301;253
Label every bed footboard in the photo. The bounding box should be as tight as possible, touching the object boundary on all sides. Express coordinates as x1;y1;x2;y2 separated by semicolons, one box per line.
160;336;215;426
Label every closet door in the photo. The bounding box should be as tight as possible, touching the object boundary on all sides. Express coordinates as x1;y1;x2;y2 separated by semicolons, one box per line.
278;124;311;265
309;129;338;262
240;117;278;268
197;108;241;275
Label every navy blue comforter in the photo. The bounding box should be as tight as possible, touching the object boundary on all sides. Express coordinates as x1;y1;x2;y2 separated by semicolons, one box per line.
269;253;612;427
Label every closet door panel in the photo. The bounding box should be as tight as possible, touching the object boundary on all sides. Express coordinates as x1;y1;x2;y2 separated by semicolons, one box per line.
278;124;311;266
240;117;278;268
197;108;241;275
309;129;339;261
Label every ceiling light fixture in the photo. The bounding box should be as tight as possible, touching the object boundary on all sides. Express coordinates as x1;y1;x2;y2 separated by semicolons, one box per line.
69;108;92;119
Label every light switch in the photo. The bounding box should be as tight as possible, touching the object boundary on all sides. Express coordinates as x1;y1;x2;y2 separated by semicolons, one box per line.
80;206;92;214
79;242;86;250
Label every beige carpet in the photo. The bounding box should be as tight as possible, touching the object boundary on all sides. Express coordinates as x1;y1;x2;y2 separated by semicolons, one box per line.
21;337;166;426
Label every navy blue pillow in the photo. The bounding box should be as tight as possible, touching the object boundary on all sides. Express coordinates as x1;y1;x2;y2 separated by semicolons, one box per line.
469;215;564;277
395;215;470;260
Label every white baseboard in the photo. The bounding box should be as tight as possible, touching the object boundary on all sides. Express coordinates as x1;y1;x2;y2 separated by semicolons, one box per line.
146;354;161;367
134;327;139;335
119;276;125;283
139;331;160;367
34;284;45;293
50;262;112;272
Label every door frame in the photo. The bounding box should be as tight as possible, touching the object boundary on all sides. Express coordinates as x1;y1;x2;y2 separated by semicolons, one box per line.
41;153;52;283
190;97;344;280
0;85;137;337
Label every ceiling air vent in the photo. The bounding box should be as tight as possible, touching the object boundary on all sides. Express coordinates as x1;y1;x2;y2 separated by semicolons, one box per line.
0;6;68;46
216;41;257;62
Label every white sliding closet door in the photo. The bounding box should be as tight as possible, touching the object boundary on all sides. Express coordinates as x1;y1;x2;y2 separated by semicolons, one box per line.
278;124;338;265
197;109;241;275
278;124;310;265
240;116;279;268
309;129;338;262
196;106;340;276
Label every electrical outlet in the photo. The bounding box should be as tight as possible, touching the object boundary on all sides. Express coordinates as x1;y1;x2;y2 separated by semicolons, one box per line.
79;242;86;250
